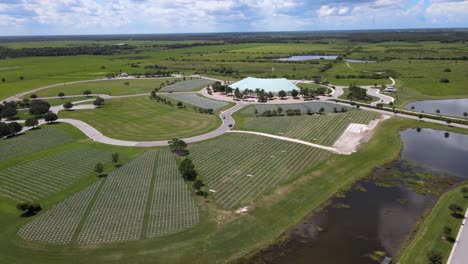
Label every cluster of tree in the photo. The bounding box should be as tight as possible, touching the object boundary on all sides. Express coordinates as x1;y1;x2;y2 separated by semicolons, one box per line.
319;63;333;72
29;100;50;116
0;45;134;59
193;107;214;114
335;74;389;79
168;138;189;156
347;83;369;100
211;82;232;94
144;64;168;69
409;56;468;61
133;71;172;77
0;122;22;138
150;94;174;106
299;87;328;97
44;111;58;123
212;65;239;76
0;101;18;120
192;180;208;197
179;158;197;181
16;202;42;217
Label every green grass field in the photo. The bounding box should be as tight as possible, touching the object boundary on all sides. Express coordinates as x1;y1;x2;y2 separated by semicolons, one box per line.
0;118;467;263
159;78;213;92
0;128;71;161
30;78;180;98
42;96;96;106
189;133;332;209
163;93;229;110
58;96;221;141
236;109;382;146
399;184;468;263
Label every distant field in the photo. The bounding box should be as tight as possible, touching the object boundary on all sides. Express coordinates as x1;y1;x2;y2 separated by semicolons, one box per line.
189;133;332;209
237;109;382;146
59;96;221;141
0;128;71;161
0;147;111;202
159;78;213;92
19;149;199;245
163;93;229;110
30;78;180;98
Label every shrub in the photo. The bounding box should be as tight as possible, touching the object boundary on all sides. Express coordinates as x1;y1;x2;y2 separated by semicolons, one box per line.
439;78;450;83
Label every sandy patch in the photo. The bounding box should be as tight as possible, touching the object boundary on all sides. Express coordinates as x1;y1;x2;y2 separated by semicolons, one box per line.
333;114;391;154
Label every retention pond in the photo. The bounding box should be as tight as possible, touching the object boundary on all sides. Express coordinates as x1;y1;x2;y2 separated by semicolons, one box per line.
250;128;468;264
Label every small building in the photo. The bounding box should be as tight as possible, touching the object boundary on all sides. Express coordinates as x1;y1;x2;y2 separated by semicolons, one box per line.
229;77;299;95
384;86;396;93
118;72;129;78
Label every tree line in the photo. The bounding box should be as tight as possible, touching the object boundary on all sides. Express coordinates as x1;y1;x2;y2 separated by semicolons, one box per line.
0;45;134;59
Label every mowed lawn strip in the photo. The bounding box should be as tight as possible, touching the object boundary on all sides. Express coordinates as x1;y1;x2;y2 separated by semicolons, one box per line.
58;96;221;141
189;133;332;209
18;181;101;244
237;109;381;146
399;184;468;264
159;78;213;92
0;147;111;202
146;148;199;238
77;150;158;244
31;78;180;98
0;128;72;161
163;93;229;110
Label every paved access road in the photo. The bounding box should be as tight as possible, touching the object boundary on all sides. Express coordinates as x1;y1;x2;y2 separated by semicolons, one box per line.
447;209;468;264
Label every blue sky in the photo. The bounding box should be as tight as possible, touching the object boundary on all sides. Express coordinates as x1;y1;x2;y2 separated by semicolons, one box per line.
0;0;467;36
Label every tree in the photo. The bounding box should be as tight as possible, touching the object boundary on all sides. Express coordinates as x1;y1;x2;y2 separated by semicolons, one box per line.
29;100;50;116
8;122;22;135
416;127;422;133
0;122;12;138
278;90;287;99
277;107;283;116
291;89;299;98
19;76;24;80
179;158;197;181
439;78;450;83
1;78;5;82
464;112;468;118
168;138;189;156
449;203;463;218
83;90;92;96
44;111;58;123
177;101;184;108
58;92;65;98
16;202;42;217
1;105;17;119
93;97;105;106
319;107;325;114
30;94;38;99
427;250;443;264
234;88;243;99
193;180;204;191
63;101;73;110
94;162;104;175
25;118;39;128
436;109;440;114
111;153;119;163
418;114;423;120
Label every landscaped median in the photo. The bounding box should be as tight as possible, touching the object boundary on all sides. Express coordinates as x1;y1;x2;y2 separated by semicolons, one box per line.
399;184;468;264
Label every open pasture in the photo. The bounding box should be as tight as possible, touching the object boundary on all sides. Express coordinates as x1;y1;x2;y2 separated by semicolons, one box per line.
159;78;213;92
189;133;332;209
59;96;221;141
0;147;111;202
238;110;382;146
163;93;229;110
0;128;71;161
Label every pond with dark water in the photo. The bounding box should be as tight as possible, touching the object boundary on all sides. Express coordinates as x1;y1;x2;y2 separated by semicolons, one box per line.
250;129;468;264
276;55;376;63
405;98;468;118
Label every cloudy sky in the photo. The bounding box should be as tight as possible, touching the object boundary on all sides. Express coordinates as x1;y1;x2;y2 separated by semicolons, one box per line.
0;0;467;35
